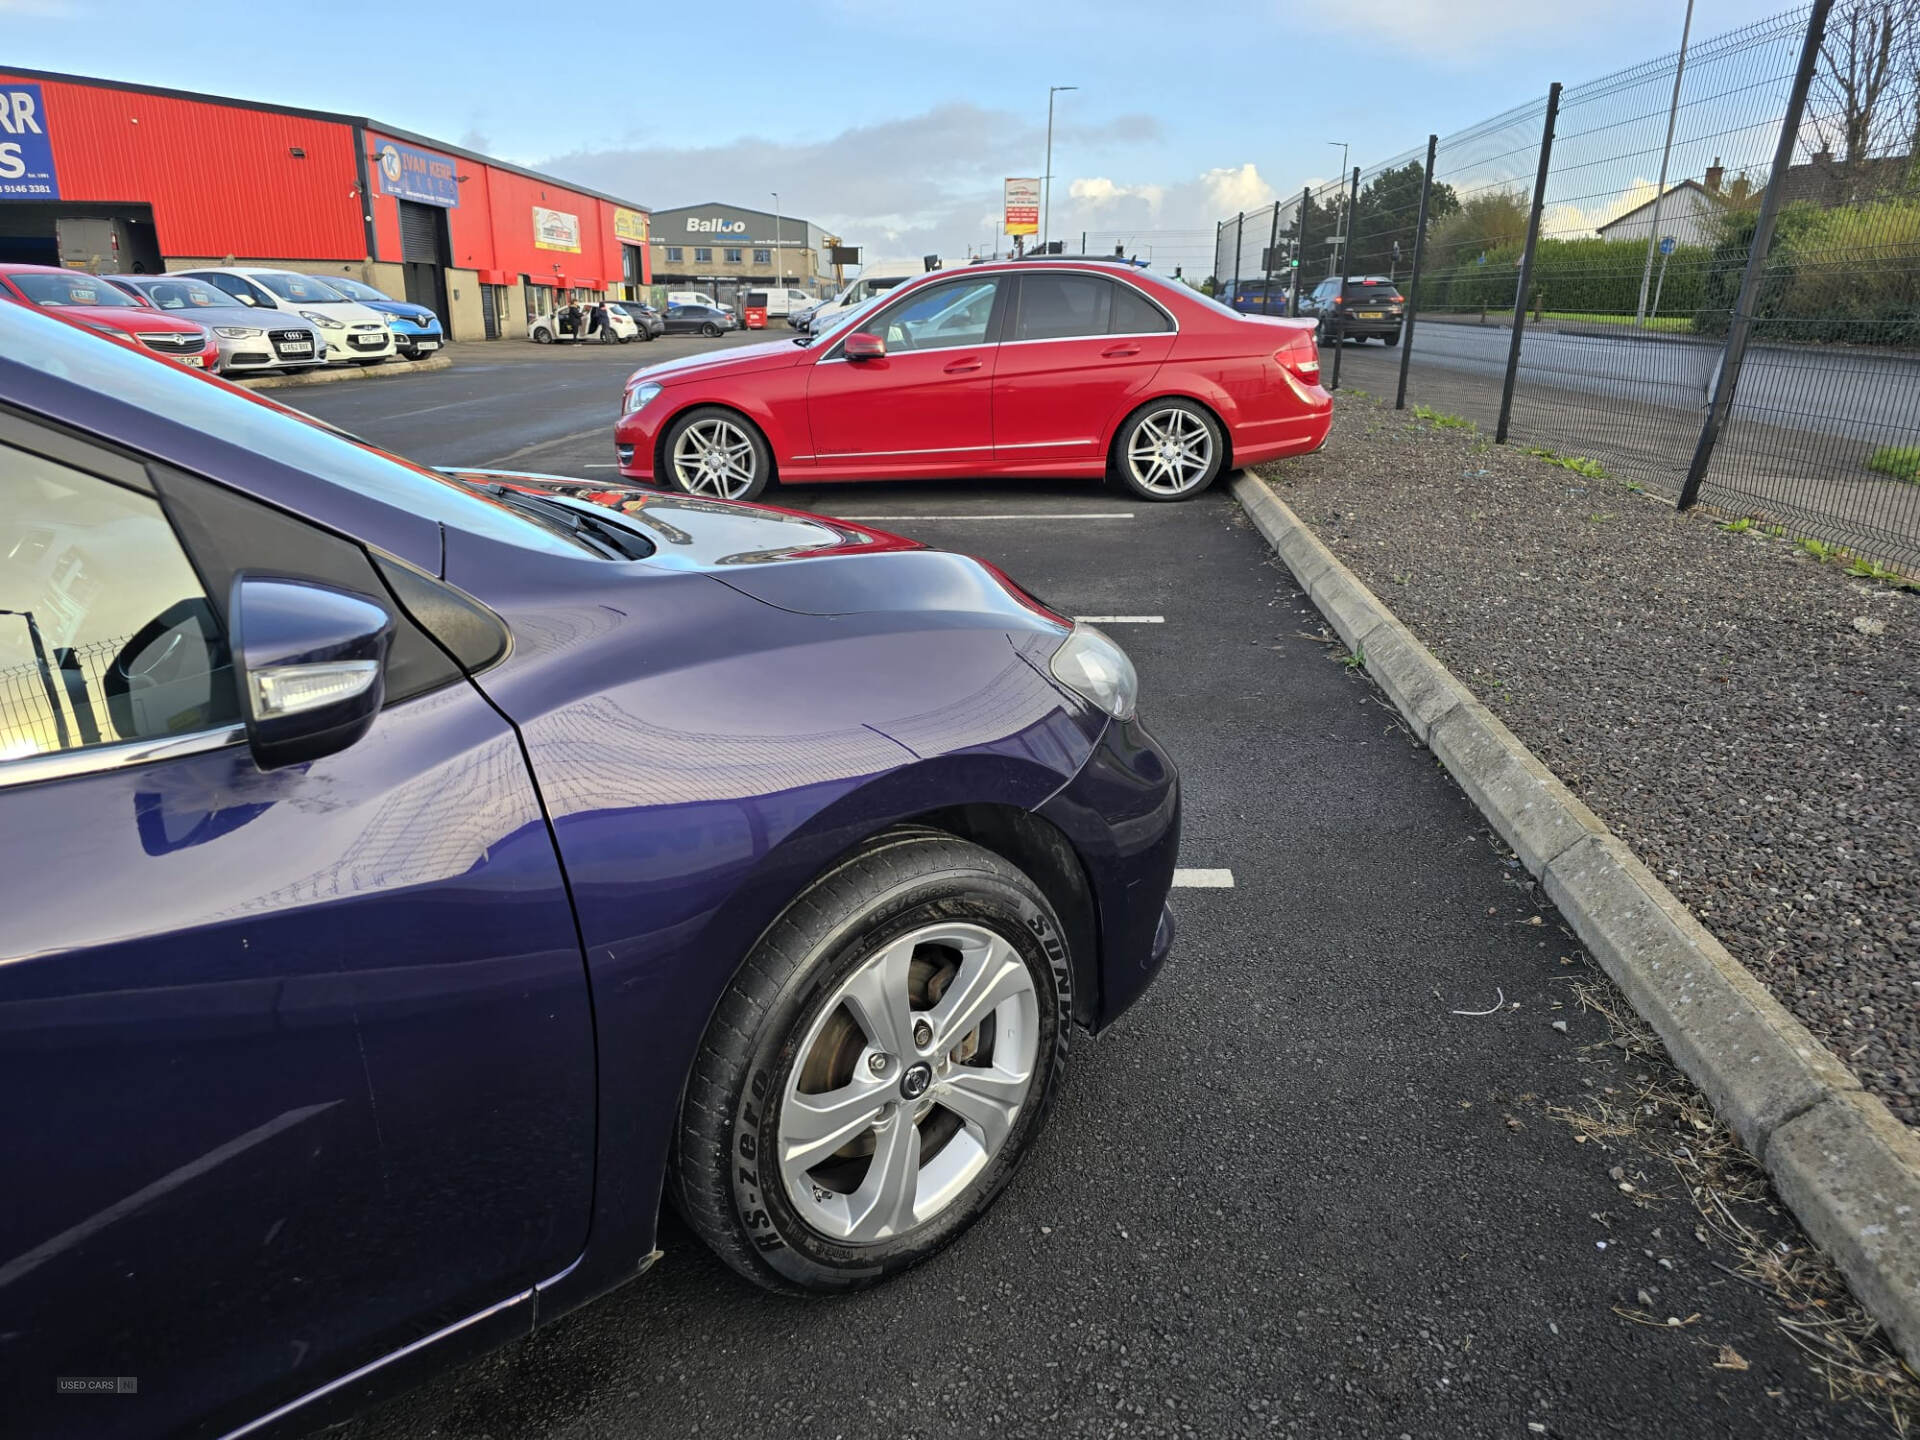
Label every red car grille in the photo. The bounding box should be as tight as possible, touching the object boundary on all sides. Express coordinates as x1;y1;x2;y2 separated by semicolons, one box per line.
136;330;205;354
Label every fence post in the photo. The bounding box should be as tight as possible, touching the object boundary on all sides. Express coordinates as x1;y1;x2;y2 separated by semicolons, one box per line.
1496;82;1562;445
1263;203;1281;314
1329;166;1361;391
1231;211;1243;306
1290;185;1310;317
1679;0;1832;510
1396;134;1438;411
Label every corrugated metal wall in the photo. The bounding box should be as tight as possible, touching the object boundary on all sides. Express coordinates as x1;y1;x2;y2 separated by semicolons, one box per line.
3;74;368;260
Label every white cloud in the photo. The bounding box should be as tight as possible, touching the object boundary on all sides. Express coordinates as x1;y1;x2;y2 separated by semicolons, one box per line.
537;102;1168;261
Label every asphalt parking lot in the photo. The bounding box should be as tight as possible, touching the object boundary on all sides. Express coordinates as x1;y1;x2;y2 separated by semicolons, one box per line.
293;350;1886;1439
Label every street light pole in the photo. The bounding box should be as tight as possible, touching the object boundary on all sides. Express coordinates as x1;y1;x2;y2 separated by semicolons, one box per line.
1635;0;1694;327
771;191;786;295
1043;84;1078;250
1327;141;1349;276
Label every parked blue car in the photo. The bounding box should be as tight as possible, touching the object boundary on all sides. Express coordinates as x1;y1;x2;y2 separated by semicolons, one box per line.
0;300;1179;1439
315;274;445;357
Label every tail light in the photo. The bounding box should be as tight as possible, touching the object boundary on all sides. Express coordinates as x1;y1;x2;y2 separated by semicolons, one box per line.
1276;331;1321;385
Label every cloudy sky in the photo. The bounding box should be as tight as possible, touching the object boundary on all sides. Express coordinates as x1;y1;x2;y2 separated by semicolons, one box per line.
11;0;1791;269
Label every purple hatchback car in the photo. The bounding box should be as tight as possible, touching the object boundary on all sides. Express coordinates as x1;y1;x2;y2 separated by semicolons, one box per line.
0;303;1179;1439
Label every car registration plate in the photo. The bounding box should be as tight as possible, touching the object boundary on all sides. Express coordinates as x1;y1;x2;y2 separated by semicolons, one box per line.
182;355;205;367
415;340;439;351
282;343;312;354
1358;311;1385;319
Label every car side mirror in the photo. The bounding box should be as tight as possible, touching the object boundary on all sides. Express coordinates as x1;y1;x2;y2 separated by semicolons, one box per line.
230;576;393;770
844;332;886;360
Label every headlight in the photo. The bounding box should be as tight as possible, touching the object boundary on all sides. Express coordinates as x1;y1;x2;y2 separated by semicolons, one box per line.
622;381;662;415
300;310;346;330
213;326;265;339
1049;624;1138;720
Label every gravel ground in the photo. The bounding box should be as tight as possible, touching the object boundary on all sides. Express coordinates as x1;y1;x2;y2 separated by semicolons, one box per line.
1259;397;1920;1121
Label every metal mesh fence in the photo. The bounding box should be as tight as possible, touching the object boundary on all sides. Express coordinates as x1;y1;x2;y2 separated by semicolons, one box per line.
0;634;125;757
1217;1;1920;571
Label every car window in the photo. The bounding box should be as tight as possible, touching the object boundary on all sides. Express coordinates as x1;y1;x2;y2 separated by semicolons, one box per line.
1013;273;1111;342
1111;282;1174;335
326;277;387;302
255;273;348;304
196;273;268;307
140;280;231;311
2;445;241;765
853;277;998;353
10;272;142;308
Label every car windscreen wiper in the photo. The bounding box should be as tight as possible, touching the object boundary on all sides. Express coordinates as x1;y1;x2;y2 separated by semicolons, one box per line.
474;484;656;560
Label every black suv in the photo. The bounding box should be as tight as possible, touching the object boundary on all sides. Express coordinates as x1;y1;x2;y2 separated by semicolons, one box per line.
1301;275;1405;345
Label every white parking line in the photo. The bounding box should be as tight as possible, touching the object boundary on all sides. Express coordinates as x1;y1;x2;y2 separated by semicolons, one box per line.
1074;615;1164;624
1172;868;1234;888
583;463;618;468
835;512;1137;521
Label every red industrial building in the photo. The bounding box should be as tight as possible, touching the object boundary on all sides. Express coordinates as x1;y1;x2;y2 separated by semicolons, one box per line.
0;66;651;342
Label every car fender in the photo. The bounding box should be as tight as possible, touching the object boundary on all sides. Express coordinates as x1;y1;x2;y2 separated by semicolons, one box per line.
439;536;1102;1320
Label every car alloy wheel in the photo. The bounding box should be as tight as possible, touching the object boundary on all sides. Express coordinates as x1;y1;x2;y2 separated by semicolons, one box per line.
533;327;553;343
702;322;721;337
664;407;770;501
671;829;1070;1292
777;921;1040;1243
1119;402;1220;500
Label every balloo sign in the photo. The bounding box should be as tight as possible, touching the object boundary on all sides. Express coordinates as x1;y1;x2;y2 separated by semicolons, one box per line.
0;84;58;199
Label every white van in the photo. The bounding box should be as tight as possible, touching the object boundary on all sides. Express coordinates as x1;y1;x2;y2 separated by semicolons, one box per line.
742;286;816;317
798;262;922;333
666;290;734;316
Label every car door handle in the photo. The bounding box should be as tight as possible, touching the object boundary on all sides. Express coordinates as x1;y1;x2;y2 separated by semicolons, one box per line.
1101;345;1141;358
943;357;983;374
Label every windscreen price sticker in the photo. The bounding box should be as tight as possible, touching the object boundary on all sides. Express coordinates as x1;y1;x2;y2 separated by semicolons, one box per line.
0;84;58;198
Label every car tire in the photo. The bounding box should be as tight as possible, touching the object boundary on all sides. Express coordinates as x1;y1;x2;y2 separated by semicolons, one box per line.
533;327;553;344
1383;330;1402;348
702;322;721;337
661;405;772;501
1110;397;1226;502
671;829;1071;1294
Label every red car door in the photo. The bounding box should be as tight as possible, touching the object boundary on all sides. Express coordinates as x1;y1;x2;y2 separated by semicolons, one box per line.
991;272;1177;468
804;275;1004;476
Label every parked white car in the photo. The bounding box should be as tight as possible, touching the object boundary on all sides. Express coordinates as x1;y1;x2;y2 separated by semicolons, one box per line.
175;266;397;364
104;273;329;375
528;304;638;344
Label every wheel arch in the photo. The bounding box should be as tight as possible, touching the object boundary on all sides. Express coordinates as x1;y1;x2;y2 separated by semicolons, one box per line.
651;398;785;488
1104;391;1235;478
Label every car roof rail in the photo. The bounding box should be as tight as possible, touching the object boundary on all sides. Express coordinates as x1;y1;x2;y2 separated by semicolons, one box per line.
1013;253;1150;267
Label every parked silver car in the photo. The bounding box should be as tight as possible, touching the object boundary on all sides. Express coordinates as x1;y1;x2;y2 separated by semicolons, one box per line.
104;273;328;374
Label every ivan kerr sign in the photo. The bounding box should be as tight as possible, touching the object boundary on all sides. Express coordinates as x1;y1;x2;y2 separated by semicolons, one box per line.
0;84;58;199
1003;178;1039;237
376;139;459;208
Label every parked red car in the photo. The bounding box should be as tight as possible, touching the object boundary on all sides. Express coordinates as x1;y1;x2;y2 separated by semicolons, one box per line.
0;262;220;371
613;258;1331;502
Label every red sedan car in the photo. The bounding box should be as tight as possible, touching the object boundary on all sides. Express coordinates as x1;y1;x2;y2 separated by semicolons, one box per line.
614;258;1330;502
0;262;220;371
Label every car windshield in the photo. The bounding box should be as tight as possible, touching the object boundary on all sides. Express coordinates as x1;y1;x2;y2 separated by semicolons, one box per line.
255;272;350;304
1;301;597;558
133;279;234;311
12;272;142;307
323;277;388;302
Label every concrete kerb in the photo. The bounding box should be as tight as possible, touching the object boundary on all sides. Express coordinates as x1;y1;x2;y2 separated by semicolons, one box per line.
1229;468;1920;1369
235;354;453;390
